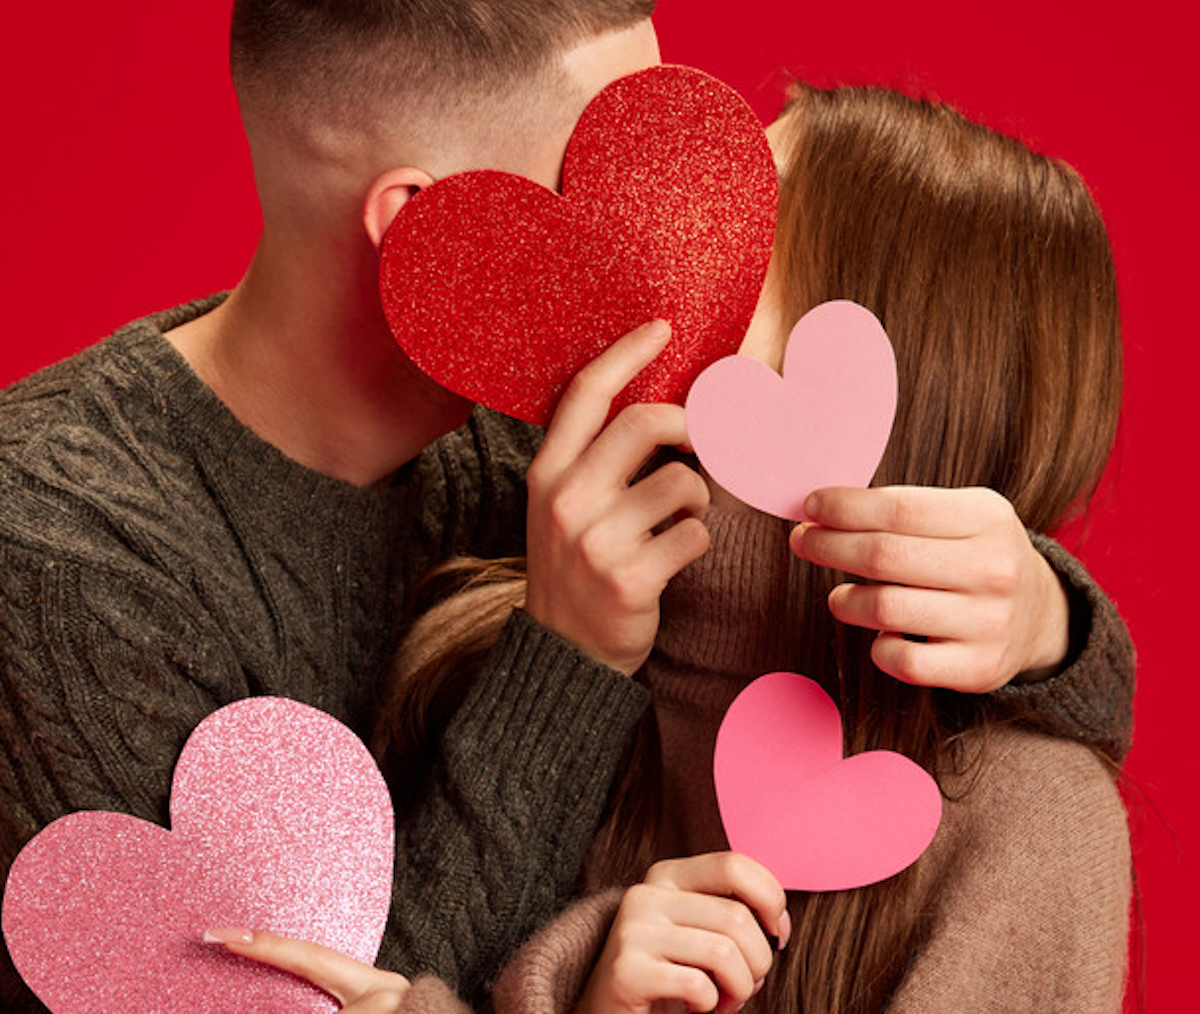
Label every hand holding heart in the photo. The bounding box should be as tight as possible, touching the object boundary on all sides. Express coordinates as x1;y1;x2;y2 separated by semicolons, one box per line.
524;321;711;676
577;852;788;1014
793;485;1073;692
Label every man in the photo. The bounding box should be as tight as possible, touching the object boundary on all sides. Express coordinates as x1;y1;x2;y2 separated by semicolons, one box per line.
0;3;687;1008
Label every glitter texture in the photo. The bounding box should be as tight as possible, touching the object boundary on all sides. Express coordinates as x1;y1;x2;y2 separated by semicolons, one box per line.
380;64;778;426
2;698;395;1013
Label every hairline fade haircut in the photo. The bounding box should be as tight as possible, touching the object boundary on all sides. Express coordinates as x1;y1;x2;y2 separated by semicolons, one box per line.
230;0;658;131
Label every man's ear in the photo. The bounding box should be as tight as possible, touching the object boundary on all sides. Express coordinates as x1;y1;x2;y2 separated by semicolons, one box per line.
363;167;436;249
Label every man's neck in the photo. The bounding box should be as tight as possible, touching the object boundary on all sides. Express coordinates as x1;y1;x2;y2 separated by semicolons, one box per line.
168;242;473;488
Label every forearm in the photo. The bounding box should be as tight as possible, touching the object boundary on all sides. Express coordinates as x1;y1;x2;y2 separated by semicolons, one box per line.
378;611;648;1006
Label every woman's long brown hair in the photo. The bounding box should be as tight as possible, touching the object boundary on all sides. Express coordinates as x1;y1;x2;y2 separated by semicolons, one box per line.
375;82;1124;1012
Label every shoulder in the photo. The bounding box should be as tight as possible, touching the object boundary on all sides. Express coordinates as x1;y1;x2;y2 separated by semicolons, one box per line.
895;726;1131;1012
0;299;224;559
933;726;1129;893
949;725;1126;838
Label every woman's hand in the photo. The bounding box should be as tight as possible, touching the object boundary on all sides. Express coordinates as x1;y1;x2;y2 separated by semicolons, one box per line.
575;853;789;1014
790;485;1070;692
525;321;711;675
204;928;411;1012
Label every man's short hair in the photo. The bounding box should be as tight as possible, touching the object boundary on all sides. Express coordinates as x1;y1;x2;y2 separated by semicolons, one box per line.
231;0;657;121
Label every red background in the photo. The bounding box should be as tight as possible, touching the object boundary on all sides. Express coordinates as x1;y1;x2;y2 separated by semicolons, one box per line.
1;1;1194;1008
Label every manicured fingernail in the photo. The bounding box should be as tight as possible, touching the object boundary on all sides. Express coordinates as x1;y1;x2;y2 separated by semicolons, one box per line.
803;492;821;518
203;927;254;946
777;910;792;950
753;978;766;995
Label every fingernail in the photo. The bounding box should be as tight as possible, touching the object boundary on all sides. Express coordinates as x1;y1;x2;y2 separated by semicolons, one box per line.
753;978;766;995
803;492;820;518
645;319;671;342
203;927;254;946
777;910;792;950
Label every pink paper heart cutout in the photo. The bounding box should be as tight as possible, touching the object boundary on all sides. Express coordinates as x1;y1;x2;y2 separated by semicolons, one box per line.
686;300;898;520
714;673;942;891
2;697;394;1014
380;64;777;425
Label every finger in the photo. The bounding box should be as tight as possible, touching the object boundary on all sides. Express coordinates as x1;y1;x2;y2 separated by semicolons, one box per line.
644;853;788;942
207;929;407;1006
792;526;966;591
622;884;775;983
601;459;710;540
647;959;722;1014
871;633;1009;692
340;991;410;1014
665;893;775;985
575;402;691;490
802;486;1001;539
642;515;712;584
537;320;671;469
604;930;723;1014
827;583;977;641
657;925;760;1009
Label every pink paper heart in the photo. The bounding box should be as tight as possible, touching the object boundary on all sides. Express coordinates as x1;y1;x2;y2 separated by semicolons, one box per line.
380;64;777;425
714;673;942;891
686;300;897;521
2;698;394;1014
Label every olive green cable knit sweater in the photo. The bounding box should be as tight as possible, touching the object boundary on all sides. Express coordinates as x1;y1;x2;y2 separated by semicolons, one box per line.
0;299;649;1011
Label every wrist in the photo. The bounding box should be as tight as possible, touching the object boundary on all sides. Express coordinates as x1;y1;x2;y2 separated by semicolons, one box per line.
1015;556;1071;684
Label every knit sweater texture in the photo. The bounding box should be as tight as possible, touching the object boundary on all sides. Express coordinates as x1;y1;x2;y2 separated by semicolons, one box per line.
418;503;1134;1012
0;299;650;1011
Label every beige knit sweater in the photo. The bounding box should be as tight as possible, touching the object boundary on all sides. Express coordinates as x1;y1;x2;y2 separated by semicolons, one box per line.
405;502;1132;1013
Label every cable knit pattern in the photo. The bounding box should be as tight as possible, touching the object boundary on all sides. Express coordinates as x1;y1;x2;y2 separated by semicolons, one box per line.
0;300;648;1011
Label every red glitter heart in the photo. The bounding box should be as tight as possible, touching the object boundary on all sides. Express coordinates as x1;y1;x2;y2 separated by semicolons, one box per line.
380;65;778;425
2;698;394;1014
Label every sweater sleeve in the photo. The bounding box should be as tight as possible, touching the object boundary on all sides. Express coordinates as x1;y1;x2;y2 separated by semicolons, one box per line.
376;613;647;1007
490;889;623;1014
886;732;1131;1013
989;533;1135;762
391;889;622;1014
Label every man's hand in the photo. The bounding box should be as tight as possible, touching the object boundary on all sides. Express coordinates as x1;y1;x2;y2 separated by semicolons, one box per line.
791;486;1070;692
525;321;711;675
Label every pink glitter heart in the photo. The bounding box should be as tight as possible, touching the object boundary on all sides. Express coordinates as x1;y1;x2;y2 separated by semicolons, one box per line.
714;673;942;891
687;300;898;521
380;64;777;426
2;698;394;1014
